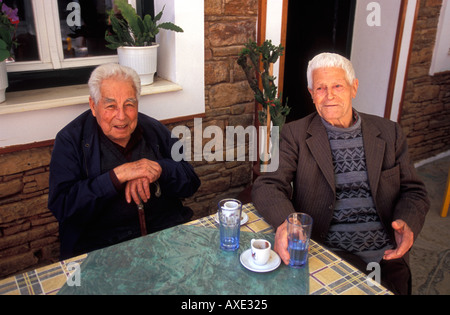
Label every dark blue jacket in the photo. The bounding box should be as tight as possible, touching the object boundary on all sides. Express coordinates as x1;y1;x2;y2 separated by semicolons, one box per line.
48;110;200;259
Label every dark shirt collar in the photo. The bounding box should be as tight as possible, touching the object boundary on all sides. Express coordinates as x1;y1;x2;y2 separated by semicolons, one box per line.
97;124;143;160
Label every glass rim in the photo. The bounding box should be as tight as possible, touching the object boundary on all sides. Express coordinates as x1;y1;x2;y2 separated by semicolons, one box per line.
287;212;313;226
218;198;242;209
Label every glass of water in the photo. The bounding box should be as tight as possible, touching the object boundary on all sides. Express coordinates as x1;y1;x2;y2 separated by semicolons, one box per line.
287;213;313;268
218;199;242;251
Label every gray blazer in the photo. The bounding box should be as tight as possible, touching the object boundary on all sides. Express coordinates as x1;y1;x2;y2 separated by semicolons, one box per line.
252;111;429;246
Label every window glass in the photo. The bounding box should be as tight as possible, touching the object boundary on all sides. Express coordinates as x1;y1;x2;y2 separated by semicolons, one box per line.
58;0;116;59
4;0;39;62
6;0;155;92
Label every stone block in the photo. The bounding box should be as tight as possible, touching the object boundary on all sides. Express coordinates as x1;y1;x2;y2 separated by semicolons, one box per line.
205;0;223;15
205;60;229;85
209;82;254;108
412;85;441;102
407;65;430;80
38;242;60;262
194;163;224;177
212;45;244;57
0;222;58;251
413;121;429;131
0;178;22;199
197;175;231;195
425;0;442;8
208;20;256;47
230;164;252;187
2;221;31;237
232;59;248;82
0;251;39;278
407;135;425;146
0;195;49;224
0;243;29;257
228;113;254;128
0;147;52;177
224;0;258;15
24;172;49;192
230;104;247;115
423;103;444;115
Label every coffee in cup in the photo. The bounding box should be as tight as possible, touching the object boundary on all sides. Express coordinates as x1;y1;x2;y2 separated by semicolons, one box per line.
251;239;271;265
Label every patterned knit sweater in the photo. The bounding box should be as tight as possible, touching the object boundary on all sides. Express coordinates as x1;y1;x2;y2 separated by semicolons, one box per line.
322;112;392;264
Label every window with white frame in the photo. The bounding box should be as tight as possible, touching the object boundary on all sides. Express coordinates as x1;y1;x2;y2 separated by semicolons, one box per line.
5;0;154;91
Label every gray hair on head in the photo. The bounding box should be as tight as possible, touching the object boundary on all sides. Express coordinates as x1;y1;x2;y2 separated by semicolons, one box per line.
88;63;141;104
307;53;356;89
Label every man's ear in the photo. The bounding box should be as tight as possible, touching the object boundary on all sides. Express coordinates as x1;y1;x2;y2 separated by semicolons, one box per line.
352;78;359;99
89;97;97;117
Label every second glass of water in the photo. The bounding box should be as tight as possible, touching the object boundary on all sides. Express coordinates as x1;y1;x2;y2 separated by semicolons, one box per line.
287;213;313;268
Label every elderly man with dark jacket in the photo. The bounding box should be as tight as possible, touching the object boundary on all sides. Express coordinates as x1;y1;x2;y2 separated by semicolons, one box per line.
252;53;429;295
48;64;200;260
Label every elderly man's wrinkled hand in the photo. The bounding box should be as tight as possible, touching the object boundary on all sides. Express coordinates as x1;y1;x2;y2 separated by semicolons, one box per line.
383;219;414;260
125;177;151;205
274;221;290;265
113;158;162;184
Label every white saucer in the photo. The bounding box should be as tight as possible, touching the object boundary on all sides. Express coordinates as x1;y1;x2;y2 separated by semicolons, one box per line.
215;212;249;225
240;249;281;273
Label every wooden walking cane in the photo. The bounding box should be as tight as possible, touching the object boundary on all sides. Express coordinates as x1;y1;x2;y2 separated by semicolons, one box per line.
262;63;273;173
137;200;147;236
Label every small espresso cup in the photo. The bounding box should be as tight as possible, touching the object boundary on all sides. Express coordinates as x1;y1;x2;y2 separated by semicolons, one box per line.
251;239;271;265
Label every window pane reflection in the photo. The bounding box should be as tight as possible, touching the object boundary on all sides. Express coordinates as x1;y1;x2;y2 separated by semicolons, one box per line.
58;0;116;59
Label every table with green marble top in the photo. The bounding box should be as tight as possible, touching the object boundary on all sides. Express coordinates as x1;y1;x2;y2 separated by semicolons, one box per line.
57;224;308;295
1;203;392;295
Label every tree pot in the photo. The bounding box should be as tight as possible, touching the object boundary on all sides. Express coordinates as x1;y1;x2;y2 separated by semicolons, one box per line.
117;44;159;85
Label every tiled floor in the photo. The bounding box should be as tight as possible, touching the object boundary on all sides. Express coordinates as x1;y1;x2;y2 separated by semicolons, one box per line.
411;154;450;295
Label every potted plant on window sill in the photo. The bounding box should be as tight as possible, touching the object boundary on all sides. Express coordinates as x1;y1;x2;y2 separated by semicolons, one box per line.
105;0;183;85
0;1;19;102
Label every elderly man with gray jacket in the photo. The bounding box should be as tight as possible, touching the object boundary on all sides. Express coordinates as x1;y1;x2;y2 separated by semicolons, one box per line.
252;53;429;295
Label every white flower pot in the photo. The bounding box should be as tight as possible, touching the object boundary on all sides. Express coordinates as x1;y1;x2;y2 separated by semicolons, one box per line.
117;44;159;85
0;60;8;103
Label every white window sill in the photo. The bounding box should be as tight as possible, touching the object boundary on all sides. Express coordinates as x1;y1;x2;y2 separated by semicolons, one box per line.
0;77;182;116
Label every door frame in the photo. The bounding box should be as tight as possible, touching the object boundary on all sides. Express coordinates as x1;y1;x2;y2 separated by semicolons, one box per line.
259;0;420;122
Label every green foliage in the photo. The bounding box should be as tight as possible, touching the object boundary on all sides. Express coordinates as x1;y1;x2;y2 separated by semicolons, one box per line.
0;39;10;62
237;39;290;128
0;13;16;61
105;0;183;49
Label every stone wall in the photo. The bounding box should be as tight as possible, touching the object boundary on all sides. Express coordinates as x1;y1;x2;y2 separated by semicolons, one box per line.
0;147;59;278
400;0;450;161
184;0;258;215
0;0;258;279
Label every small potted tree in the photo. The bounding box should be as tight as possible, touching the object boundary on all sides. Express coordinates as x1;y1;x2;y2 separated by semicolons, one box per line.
105;0;183;85
237;39;290;172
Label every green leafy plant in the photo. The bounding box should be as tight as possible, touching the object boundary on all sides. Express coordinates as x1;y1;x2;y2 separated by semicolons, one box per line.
0;0;19;61
105;0;183;49
238;39;290;170
237;39;290;130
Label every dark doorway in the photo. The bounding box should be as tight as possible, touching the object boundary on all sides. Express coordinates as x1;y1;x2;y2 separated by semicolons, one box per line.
282;0;356;122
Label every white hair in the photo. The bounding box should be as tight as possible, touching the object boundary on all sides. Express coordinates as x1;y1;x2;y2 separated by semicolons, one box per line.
88;63;141;104
306;53;356;89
